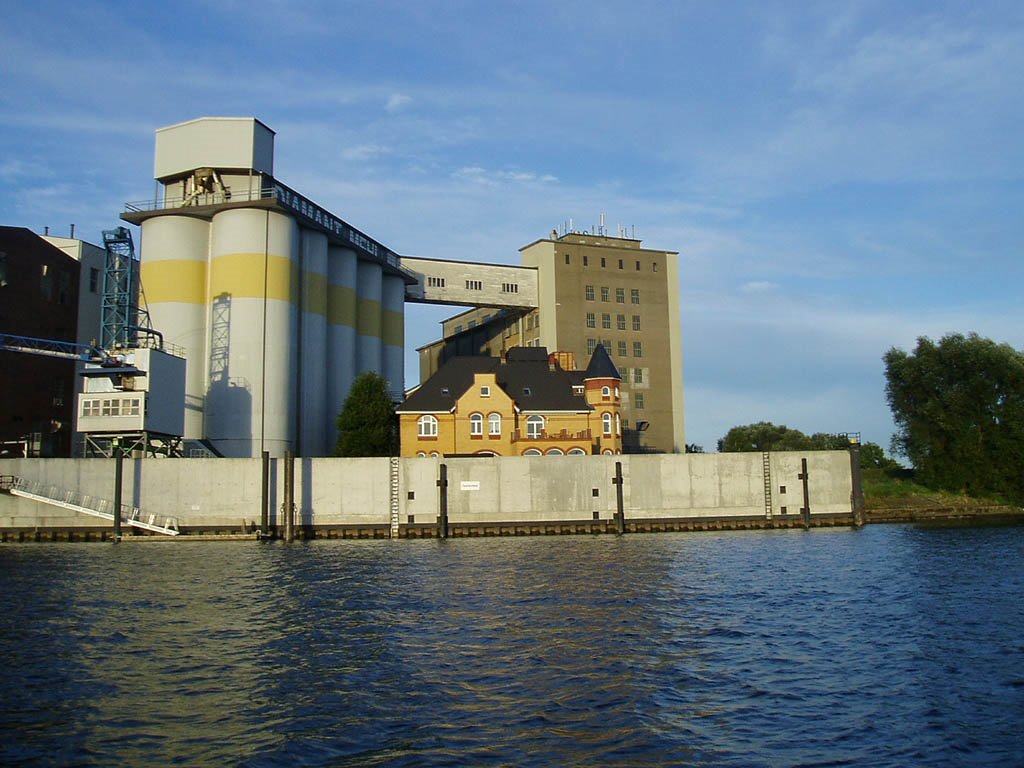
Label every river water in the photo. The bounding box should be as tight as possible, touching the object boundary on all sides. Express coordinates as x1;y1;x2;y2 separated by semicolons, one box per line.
1;524;1022;767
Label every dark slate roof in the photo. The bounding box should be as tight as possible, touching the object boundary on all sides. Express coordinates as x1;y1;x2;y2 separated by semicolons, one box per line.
398;347;592;414
584;344;621;381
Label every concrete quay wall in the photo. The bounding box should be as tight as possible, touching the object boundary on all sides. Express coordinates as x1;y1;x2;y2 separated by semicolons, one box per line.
0;451;855;536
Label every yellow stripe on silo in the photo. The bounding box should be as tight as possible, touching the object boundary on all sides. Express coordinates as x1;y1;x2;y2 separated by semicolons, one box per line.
303;271;328;316
210;253;296;303
141;260;207;304
327;285;358;328
356;298;382;336
382;309;404;347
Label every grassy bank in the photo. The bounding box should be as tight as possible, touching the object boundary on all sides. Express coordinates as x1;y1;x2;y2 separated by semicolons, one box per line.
862;467;1019;511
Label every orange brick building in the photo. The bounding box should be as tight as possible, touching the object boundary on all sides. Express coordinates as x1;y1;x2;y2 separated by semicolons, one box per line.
397;346;622;457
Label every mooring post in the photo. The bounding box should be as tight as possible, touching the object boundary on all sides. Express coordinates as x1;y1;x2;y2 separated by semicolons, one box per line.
613;460;625;534
112;440;123;542
849;441;865;528
284;450;295;543
437;462;449;539
260;450;270;537
799;457;811;530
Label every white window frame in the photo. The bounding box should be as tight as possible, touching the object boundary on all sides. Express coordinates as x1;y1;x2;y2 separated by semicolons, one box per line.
526;415;545;439
417;415;438;437
488;413;502;436
602;412;613;435
469;413;484;436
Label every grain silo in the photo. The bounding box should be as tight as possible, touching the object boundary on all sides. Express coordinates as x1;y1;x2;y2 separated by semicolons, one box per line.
122;117;413;458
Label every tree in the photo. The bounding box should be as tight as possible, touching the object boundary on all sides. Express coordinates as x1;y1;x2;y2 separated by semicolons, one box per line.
884;333;1024;502
717;422;846;453
334;372;398;457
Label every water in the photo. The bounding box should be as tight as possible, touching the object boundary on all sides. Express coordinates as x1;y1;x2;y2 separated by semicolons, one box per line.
1;525;1023;767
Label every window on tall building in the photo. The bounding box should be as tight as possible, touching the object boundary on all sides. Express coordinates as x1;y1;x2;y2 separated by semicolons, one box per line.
618;259;624;269
418;415;438;437
617;314;626;330
586;312;596;328
602;339;612;351
470;413;484;436
615;287;625;303
466;279;482;290
601;257;606;267
634;368;643;384
632;315;641;331
600;286;609;302
585;285;595;301
583;255;589;266
635;393;645;409
602;313;611;329
89;267;99;293
501;283;519;293
427;276;446;288
587;338;596;355
527;415;545;438
633;341;643;357
631;288;640;304
635;260;641;271
565;254;570;264
617;340;627;357
653;262;659;272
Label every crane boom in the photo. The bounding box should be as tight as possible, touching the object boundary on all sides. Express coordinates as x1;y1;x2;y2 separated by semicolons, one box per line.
0;333;109;363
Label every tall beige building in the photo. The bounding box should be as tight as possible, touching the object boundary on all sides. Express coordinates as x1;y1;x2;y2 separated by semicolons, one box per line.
412;231;685;453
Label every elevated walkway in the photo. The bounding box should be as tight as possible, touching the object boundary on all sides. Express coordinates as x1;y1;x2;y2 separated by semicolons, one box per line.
0;476;179;536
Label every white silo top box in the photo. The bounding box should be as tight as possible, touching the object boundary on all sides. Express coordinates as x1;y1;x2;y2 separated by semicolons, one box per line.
154;117;275;181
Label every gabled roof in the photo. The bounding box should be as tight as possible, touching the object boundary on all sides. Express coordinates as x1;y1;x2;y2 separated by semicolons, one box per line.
584;344;621;381
397;347;592;414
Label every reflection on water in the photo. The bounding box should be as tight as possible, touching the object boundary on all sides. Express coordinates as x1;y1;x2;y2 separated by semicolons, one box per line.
1;526;1023;766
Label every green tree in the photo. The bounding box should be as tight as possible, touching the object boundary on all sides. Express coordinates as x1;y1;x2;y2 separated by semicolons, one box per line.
717;421;831;452
884;333;1024;502
334;372;398;457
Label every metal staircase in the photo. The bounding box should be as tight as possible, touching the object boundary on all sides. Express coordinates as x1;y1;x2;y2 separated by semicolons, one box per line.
1;476;180;535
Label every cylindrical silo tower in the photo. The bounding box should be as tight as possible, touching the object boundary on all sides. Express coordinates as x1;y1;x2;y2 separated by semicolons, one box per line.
124;117;413;457
138;215;210;440
356;260;383;375
381;274;405;399
327;246;358;449
298;229;328;456
208;207;299;457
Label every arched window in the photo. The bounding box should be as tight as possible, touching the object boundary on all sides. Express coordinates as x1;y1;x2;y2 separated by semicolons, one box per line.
469;413;483;436
488;412;502;436
601;385;611;397
417;415;438;437
546;448;564;456
475;450;496;456
602;449;613;455
615;413;621;436
523;448;542;456
526;415;545;439
429;451;440;458
567;448;586;455
602;412;613;435
416;452;426;458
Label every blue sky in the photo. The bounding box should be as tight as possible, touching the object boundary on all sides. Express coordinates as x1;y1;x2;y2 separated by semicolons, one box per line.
2;0;1022;453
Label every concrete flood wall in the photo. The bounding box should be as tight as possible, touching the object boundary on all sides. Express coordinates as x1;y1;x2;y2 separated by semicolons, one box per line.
0;451;855;537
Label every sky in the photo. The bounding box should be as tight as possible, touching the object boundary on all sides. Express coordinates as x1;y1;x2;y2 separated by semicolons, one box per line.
2;0;1022;454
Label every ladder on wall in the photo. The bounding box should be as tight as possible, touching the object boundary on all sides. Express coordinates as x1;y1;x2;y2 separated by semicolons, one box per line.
762;453;773;520
388;457;401;537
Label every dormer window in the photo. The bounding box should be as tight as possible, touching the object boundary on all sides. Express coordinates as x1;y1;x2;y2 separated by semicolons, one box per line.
481;385;491;397
441;387;450;396
573;385;584;396
522;387;532;396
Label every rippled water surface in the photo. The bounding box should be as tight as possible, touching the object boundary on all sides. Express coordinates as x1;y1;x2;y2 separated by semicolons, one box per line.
2;525;1023;766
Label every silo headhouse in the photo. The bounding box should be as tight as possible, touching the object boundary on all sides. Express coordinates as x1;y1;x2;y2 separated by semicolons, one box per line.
122;117;414;458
